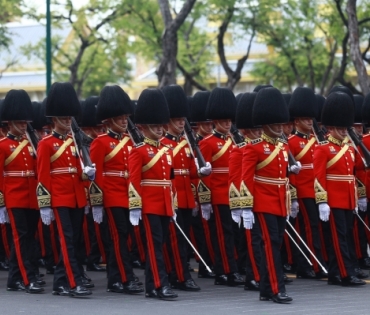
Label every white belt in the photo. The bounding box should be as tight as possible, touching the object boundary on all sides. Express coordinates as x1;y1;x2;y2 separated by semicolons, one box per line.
254;175;288;186
212;167;229;174
3;170;35;177
301;163;313;170
103;170;129;179
174;169;189;176
326;175;354;182
141;179;172;187
50;167;77;175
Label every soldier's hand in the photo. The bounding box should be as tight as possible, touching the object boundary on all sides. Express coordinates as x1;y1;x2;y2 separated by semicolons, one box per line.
358;198;367;212
199;162;212;176
92;206;104;224
318;203;330;222
201;203;213;220
83;164;96;180
290;200;299;218
192;202;199;217
242;208;254;229
0;207;9;224
231;209;242;224
130;209;142;226
40;207;54;225
289;161;302;174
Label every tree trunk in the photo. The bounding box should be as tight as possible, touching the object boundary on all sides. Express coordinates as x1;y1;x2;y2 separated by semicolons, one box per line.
346;0;370;94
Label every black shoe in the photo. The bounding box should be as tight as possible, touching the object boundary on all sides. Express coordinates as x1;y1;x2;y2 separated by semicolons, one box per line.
283;263;293;273
327;275;342;285
296;269;316;279
244;280;259;291
46;266;56;274
133;274;143;286
0;261;9;271
7;281;25;291
25;282;44;294
86;263;106;272
36;279;46;286
175;278;200;291
198;271;215;278
284;273;293;283
359;257;370;270
260;293;272;301
52;286;71;296
187;262;194;272
132;260;143;269
38;258;46;268
156;286;178;300
227;272;245;286
82;277;95;288
83;272;92;282
69;285;92;297
123;281;144;294
107;282;125;293
214;274;228;285
271;292;293;304
355;268;368;279
341;276;366;286
315;270;328;279
145;289;158;298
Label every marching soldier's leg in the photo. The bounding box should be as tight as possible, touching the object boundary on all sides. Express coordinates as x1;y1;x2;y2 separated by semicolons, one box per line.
244;223;261;291
354;210;370;270
0;223;10;271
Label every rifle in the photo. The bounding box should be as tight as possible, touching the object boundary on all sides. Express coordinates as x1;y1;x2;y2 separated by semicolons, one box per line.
71;117;93;167
347;127;370;168
26;123;40;156
230;124;245;145
127;117;144;144
184;119;206;169
281;133;298;167
312;119;326;142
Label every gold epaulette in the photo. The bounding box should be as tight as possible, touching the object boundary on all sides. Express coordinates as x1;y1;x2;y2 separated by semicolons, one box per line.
89;182;103;206
128;183;142;209
37;183;51;208
251;138;262;145
197;180;211;204
314;178;328;203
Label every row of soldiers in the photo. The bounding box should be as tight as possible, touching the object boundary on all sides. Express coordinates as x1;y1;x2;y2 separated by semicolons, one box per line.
0;81;369;304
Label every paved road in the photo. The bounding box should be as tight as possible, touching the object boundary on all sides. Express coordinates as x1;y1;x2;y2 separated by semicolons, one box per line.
0;263;369;315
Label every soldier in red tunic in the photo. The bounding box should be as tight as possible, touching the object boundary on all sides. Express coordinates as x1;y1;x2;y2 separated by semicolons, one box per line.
128;88;178;300
241;87;293;303
90;85;143;294
0;90;44;293
314;91;365;286
37;82;94;297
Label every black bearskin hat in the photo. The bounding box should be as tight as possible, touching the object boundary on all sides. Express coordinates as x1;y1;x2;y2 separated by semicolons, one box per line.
362;92;370;122
353;94;364;124
315;94;325;122
31;101;48;130
329;85;354;104
236;93;258;129
96;85;132;121
252;87;289;126
161;85;189;119
235;93;244;105
80;96;100;127
190;91;211;123
1;89;33;122
321;92;354;127
46;82;80;117
289;87;318;119
253;84;273;92
135;89;170;124
206;87;236;120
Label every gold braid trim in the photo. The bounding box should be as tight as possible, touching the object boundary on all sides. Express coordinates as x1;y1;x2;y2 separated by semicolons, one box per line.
240;181;253;208
314;178;328;204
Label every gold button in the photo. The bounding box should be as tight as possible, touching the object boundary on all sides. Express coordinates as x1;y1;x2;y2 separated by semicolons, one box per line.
182;164;185;167
72;175;74;178
68;157;70;160
162;166;165;169
22;152;25;155
69;163;72;166
25;164;28;166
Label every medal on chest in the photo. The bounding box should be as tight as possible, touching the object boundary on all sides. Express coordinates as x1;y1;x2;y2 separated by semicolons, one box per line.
28;146;34;156
166;153;172;165
110;142;116;149
217;142;223;150
299;141;306;148
263;144;271;155
282;150;288;162
147;147;155;157
185;147;191;157
70;146;77;156
349;149;355;162
9;144;16;152
53;143;60;151
329;146;337;154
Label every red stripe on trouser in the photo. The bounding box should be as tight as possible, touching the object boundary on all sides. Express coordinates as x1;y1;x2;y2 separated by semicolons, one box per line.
319;223;328;262
365;216;370;244
53;209;76;288
299;200;319;272
127;234;132;252
38;220;46;257
353;217;362;259
163;244;172;273
245;229;260;281
1;225;10;258
50;222;59;264
214;206;230;274
257;213;279;295
94;222;106;264
283;233;293;264
329;214;348;278
106;208;127;283
169;222;185;282
189;227;199;261
8;210;30;286
134;225;145;262
143;216;161;288
202;218;215;265
82;216;90;256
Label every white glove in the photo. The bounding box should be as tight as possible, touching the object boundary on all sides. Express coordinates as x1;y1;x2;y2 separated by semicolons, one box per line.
231;209;242;224
192;202;199;217
84;205;90;214
319;203;330;222
130;209;142;226
290;200;299;218
358;198;367;212
199;162;212;176
92;206;104;224
40;207;55;226
242;208;254;229
201;203;213;220
289;161;302;174
83;163;96;180
0;207;9;224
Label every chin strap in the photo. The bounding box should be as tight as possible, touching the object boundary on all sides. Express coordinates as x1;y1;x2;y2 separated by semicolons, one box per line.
249;129;260;139
56;117;70;130
215;121;229;134
111;118;127;133
170;119;183;134
200;124;212;136
266;125;282;137
298;119;313;133
334;127;347;141
148;125;162;140
11;121;25;136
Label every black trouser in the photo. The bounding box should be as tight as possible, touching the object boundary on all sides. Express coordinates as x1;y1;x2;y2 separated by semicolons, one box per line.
105;207;134;285
296;198;327;273
208;204;237;275
53;207;84;289
327;209;356;279
0;223;12;262
7;208;39;286
87;210;110;265
143;214;170;291
166;208;192;283
255;212;286;296
42;221;60;270
353;209;369;261
242;220;261;282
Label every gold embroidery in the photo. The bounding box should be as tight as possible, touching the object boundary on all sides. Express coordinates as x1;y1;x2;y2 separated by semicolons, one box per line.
128;183;142;209
197;180;211;204
36;183;51;208
229;183;241;210
314;178;328;203
89;182;103;206
240;181;253;208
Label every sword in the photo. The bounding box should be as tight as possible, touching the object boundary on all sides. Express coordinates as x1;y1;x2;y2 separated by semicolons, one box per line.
355;211;370;232
285;229;312;266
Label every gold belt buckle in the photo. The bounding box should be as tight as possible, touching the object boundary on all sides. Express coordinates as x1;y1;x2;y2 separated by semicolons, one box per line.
26;170;30;177
69;167;77;173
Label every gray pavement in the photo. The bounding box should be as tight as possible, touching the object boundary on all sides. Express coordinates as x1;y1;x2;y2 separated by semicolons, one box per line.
0;264;369;315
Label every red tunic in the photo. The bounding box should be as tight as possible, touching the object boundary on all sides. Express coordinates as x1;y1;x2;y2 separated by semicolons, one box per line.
0;134;38;209
128;138;176;216
160;134;197;209
313;135;356;210
241;134;289;216
36;131;87;209
90;131;133;208
362;134;370;198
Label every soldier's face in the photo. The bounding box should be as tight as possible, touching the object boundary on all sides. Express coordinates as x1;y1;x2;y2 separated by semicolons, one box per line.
328;126;347;140
139;124;164;140
245;128;262;140
282;123;294;136
295;118;313;134
214;119;231;133
9;121;27;136
353;124;363;136
53;117;71;133
197;122;213;136
168;117;185;135
110;115;128;133
263;124;283;137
